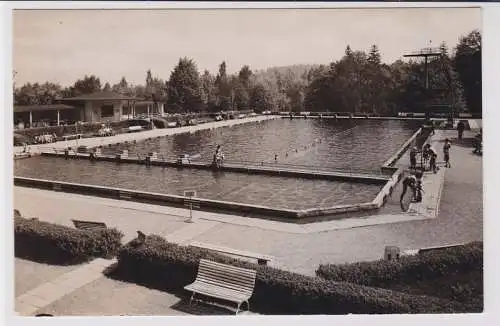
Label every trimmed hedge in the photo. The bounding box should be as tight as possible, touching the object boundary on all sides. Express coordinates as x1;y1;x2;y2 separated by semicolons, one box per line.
113;235;471;314
15;217;123;265
316;242;482;287
316;242;483;310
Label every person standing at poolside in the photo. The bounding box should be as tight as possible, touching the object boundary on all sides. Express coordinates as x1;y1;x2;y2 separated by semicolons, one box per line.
428;145;438;173
443;138;452;168
409;146;418;170
457;121;465;141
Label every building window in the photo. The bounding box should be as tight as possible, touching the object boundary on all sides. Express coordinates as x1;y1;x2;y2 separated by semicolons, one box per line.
101;105;114;117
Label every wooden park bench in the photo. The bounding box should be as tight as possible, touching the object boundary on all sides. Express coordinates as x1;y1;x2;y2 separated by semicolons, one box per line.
189;241;273;266
184;259;257;314
71;219;107;231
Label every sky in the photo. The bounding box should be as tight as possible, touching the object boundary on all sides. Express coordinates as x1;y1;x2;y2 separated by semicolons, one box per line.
13;8;481;87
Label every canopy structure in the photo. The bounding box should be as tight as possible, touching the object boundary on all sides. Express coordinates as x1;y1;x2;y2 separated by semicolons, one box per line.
14;104;77;126
14;104;75;113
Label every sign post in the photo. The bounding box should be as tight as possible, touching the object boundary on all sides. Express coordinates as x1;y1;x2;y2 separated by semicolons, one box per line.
184;190;199;223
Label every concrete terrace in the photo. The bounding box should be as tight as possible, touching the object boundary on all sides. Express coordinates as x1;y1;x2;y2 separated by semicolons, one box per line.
13;126;482;316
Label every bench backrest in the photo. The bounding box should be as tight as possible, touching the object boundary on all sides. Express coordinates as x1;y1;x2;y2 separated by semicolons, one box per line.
195;259;257;296
72;219;107;230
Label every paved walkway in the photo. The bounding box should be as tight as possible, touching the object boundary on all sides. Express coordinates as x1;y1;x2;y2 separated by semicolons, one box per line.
16;258;115;316
14;115;278;155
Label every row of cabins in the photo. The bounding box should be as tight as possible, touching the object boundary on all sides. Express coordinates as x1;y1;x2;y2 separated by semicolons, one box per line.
14;91;165;129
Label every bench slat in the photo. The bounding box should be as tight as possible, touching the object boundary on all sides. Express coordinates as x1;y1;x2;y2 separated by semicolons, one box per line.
186;281;253;299
196;270;255;289
198;259;258;276
196;269;256;286
194;277;255;294
184;284;250;303
196;269;256;284
198;263;257;279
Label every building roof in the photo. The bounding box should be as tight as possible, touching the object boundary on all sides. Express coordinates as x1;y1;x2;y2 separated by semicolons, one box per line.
63;91;137;101
14;104;76;113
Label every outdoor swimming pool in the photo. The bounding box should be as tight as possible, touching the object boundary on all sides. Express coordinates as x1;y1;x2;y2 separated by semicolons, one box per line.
15;118;421;211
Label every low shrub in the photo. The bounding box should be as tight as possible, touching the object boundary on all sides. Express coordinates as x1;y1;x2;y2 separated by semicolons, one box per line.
14;217;123;265
316;242;483;310
316;242;482;286
112;235;470;314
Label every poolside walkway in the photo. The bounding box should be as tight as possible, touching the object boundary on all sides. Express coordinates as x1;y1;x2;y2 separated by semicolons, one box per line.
14;130;473;272
14;115;278;155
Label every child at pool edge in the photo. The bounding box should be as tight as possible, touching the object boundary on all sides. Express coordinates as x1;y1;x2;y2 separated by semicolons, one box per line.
400;173;417;203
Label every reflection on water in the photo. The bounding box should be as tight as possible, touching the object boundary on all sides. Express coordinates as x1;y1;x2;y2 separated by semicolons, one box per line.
15;119;419;210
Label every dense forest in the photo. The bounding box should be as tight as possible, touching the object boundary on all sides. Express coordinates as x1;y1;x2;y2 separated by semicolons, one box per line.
13;30;481;116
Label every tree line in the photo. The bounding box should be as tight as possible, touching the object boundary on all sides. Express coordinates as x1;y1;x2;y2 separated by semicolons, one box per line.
13;30;481;116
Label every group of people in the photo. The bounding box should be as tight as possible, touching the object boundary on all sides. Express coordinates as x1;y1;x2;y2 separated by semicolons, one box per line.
409;138;452;173
34;133;57;144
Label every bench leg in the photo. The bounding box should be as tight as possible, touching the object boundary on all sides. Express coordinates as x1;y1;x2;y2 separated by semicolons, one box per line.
189;292;196;306
235;302;242;315
246;300;250;312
